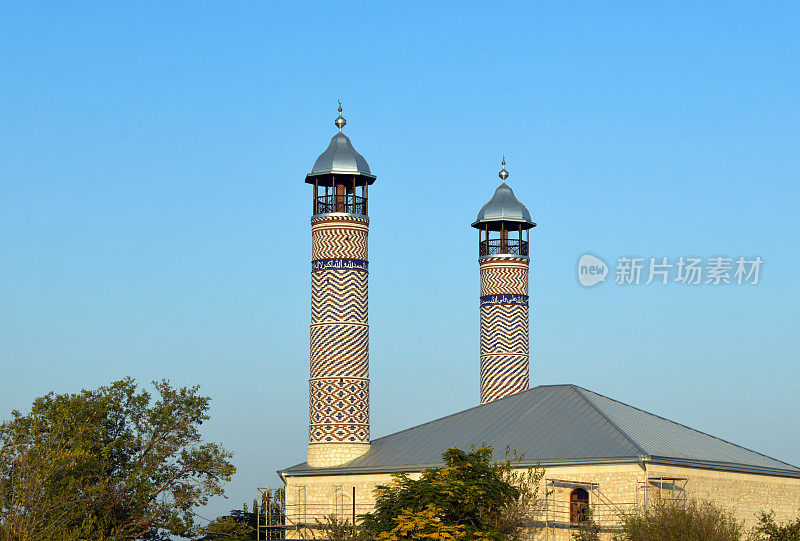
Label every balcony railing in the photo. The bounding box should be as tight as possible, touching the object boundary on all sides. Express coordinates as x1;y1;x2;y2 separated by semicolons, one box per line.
479;239;529;257
314;194;367;216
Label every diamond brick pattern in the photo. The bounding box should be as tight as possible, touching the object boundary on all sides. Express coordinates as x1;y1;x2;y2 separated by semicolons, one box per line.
309;378;370;442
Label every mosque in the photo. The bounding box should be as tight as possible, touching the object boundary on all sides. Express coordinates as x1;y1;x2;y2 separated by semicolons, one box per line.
278;106;800;539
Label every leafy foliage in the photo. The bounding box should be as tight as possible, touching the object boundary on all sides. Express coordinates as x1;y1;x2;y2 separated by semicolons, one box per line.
360;446;545;541
199;490;286;541
315;514;372;541
197;514;253;540
750;511;800;541
571;507;601;541
615;499;741;541
0;378;235;540
374;505;466;541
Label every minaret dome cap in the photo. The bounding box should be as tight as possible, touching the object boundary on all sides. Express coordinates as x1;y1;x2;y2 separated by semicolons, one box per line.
305;102;376;185
471;158;536;231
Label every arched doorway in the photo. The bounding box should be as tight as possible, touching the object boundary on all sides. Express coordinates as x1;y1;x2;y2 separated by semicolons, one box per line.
570;488;589;524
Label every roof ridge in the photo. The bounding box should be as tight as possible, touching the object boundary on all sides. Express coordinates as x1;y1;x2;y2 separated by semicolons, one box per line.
574;386;800;471
570;385;648;457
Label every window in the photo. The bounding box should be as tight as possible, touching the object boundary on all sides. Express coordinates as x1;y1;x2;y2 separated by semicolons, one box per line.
570;488;589;524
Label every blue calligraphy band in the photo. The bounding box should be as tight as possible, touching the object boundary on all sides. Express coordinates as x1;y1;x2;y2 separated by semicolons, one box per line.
312;258;369;272
480;294;529;306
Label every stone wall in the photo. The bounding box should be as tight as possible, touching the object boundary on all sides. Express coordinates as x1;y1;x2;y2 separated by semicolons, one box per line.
284;471;405;539
649;464;800;531
283;462;800;540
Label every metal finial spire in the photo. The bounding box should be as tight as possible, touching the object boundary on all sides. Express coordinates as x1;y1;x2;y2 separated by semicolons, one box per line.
499;156;509;182
335;99;346;131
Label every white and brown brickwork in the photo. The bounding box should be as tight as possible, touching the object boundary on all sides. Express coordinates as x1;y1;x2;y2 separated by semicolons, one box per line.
303;104;376;468
308;215;371;467
479;255;530;404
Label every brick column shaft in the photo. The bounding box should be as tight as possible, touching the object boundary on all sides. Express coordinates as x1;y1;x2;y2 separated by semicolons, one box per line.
307;215;370;467
479;256;530;404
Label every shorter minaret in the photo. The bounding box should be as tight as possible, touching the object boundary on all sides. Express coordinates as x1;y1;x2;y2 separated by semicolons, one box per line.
471;158;536;404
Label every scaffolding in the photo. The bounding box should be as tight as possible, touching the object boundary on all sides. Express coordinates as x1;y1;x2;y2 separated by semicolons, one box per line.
256;487;287;540
542;478;635;539
264;485;375;538
636;476;688;508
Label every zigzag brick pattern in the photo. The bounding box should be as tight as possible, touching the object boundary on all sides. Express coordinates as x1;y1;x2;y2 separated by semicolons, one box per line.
312;221;368;261
311;270;368;323
479;256;530;404
309;217;370;446
480;263;529;296
480;304;528;354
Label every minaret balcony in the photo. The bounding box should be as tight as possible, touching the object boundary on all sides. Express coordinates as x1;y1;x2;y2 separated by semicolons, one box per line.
314;194;367;216
479;238;529;257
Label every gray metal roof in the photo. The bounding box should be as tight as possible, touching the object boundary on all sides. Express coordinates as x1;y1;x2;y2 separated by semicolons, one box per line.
281;384;800;478
306;132;375;181
471;183;535;230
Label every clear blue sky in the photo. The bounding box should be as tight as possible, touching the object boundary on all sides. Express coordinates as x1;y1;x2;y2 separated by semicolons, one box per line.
1;1;798;520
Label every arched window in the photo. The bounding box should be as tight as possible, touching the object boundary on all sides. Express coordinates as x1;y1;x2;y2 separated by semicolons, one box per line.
570;488;589;524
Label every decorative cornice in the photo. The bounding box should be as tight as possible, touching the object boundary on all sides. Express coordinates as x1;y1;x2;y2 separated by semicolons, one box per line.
479;255;529;263
311;214;369;225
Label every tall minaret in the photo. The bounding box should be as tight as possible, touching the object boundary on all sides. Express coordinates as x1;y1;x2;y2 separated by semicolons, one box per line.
305;103;375;467
471;158;536;404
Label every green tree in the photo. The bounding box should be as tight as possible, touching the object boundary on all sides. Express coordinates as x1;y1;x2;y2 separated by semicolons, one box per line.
199;491;287;541
360;446;545;541
615;499;741;541
750;511;800;541
196;507;255;541
196;514;253;541
0;378;235;540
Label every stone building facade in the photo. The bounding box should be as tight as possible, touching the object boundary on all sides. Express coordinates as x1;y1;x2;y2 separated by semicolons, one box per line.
282;460;800;540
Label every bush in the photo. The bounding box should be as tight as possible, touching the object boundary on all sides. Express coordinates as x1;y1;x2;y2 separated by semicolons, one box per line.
750;511;800;541
572;507;600;541
316;514;372;541
615;499;741;541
